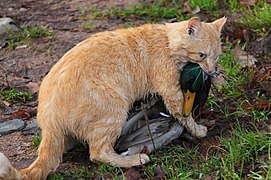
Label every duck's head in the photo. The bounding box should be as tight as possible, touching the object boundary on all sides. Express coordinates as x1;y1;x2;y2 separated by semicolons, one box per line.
180;62;211;117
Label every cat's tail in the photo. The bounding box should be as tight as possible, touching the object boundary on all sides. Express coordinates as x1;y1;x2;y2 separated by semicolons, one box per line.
0;152;28;180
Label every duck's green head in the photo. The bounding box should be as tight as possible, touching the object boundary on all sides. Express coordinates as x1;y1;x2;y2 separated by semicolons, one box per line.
180;62;211;117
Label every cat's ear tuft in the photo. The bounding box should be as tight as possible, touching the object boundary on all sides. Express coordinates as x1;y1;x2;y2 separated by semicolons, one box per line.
186;17;202;36
212;17;227;32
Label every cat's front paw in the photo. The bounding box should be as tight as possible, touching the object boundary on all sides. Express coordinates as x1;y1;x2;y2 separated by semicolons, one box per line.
139;154;150;165
183;115;207;138
191;124;207;138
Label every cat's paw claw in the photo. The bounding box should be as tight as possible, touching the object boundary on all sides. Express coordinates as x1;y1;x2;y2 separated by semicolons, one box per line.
139;154;150;165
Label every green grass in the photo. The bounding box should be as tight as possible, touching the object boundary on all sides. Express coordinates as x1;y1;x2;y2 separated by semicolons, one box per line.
224;0;243;11
49;173;64;180
224;0;271;33
0;89;32;103
105;1;182;19
96;164;124;179
121;22;137;29
70;166;95;179
218;43;253;100
80;0;188;21
31;134;42;148
190;0;218;11
6;25;53;49
219;128;271;179
82;21;97;31
81;128;270;179
49;165;99;180
89;126;270;179
240;3;271;33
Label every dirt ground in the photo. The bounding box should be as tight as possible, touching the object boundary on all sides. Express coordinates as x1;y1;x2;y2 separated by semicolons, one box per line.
0;0;270;179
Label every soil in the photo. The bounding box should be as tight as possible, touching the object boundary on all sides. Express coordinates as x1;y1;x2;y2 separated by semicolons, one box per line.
0;0;270;179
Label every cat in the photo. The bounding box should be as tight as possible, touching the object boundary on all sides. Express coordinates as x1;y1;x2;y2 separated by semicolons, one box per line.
0;17;226;179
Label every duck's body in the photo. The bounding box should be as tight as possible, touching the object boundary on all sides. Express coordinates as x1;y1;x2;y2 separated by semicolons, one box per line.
115;62;212;154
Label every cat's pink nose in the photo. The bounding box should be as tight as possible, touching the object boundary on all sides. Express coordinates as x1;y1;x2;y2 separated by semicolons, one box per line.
208;66;217;73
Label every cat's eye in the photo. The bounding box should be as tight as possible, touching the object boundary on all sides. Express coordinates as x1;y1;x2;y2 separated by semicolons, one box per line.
199;53;206;60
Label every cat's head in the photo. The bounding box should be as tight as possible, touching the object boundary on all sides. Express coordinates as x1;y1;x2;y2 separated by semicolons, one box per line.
167;17;227;75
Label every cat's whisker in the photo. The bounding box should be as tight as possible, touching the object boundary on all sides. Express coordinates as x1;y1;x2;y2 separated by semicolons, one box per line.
206;69;220;78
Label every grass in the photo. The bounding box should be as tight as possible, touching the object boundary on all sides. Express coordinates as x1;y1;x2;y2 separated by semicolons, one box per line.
49;165;98;180
0;89;32;103
81;127;270;179
219;129;271;179
82;21;97;31
190;0;218;11
224;0;271;33
31;134;42;148
70;165;95;179
225;0;243;11
240;2;271;33
105;1;182;19
49;173;63;180
217;43;256;103
80;0;188;21
6;25;53;49
97;164;125;179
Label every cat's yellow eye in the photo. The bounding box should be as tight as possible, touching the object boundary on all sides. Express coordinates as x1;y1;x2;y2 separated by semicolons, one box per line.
199;53;206;60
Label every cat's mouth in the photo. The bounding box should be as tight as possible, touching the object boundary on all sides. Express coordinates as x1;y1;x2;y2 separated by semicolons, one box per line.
207;68;220;77
200;66;220;77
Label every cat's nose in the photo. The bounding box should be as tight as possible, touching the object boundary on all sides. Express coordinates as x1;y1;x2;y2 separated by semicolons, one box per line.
208;66;217;74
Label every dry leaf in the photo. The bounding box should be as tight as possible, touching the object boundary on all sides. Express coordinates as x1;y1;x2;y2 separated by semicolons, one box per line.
184;1;200;15
124;168;141;180
212;74;225;87
198;119;216;128
11;109;31;120
155;165;165;179
26;82;40;93
239;0;257;8
200;137;220;157
184;0;192;12
230;45;257;68
191;6;200;15
3;100;11;107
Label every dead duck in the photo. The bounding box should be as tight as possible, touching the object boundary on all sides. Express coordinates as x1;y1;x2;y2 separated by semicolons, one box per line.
115;62;212;155
181;62;212;117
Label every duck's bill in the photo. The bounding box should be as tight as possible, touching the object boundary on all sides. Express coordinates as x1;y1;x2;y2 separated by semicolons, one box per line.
182;90;196;117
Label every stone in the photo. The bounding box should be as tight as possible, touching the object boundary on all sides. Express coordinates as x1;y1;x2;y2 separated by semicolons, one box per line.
0;17;19;35
22;118;38;132
0;119;25;135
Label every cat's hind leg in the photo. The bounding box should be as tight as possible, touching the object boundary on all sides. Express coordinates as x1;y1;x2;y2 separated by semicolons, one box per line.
90;146;149;168
88;115;149;168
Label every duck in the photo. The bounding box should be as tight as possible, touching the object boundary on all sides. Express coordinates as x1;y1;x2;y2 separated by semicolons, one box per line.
181;62;211;117
115;62;212;155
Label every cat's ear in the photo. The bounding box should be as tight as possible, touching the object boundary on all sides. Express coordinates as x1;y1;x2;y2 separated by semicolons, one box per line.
186;17;202;36
212;17;227;32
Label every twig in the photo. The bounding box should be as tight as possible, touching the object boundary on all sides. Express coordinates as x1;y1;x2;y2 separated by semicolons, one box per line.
141;102;156;152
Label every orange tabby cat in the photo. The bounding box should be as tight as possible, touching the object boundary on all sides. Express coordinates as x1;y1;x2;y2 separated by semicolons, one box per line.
0;17;226;179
